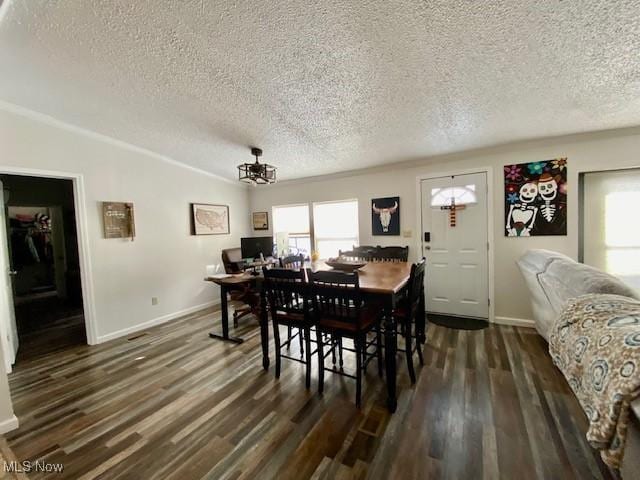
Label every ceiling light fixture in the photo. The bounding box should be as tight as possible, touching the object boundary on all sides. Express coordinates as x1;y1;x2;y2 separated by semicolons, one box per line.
237;147;276;185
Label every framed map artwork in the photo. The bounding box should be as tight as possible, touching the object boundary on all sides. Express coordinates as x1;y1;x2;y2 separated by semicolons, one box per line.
191;203;230;235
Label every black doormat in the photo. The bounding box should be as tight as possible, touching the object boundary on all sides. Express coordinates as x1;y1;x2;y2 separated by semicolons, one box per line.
428;314;488;330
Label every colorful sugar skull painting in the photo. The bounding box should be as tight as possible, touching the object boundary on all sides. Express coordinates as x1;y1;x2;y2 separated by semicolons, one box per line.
504;158;567;237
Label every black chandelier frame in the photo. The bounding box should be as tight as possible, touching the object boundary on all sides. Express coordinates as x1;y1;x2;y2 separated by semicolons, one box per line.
237;147;276;185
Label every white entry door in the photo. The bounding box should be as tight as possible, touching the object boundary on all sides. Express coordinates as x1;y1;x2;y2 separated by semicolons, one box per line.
420;172;489;319
0;182;18;371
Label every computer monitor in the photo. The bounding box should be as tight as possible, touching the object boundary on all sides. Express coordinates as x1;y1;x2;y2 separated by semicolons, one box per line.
241;236;274;260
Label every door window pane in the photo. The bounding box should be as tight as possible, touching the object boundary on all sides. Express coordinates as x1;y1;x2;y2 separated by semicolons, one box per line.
430;185;477;207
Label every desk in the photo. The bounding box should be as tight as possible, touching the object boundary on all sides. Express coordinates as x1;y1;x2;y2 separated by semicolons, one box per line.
204;273;256;344
204;272;271;370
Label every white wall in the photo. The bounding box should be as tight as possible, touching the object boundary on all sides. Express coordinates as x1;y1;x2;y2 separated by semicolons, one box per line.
0;105;251;343
251;127;640;322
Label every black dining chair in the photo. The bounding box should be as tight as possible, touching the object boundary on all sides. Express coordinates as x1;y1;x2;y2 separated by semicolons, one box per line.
339;246;376;262
309;270;383;407
375;246;409;262
392;258;426;383
262;267;313;388
279;253;306;352
279;253;305;269
338;249;360;261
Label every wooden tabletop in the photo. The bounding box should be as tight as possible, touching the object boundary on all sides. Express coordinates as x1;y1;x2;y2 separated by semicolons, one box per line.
204;272;256;286
205;261;412;295
311;261;412;295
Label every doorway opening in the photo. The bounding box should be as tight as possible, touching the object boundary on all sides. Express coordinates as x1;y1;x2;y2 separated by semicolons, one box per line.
418;170;491;323
0;174;86;365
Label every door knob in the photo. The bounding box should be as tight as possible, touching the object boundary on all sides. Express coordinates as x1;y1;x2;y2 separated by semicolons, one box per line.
8;270;17;276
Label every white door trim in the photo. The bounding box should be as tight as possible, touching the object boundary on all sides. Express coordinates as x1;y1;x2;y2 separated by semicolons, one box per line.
415;166;495;323
0;166;98;347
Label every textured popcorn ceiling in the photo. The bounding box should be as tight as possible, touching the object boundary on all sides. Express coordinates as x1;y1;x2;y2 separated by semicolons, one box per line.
1;1;639;181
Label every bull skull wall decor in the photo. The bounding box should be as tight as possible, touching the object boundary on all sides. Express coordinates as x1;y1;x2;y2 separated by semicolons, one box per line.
371;196;400;236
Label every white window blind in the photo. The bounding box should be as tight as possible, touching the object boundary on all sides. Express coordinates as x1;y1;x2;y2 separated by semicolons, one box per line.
313;200;359;259
582;169;640;291
272;204;311;256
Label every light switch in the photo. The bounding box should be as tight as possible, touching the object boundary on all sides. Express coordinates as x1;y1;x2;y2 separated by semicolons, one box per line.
402;230;412;238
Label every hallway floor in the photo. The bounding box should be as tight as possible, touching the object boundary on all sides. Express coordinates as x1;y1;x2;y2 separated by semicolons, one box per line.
14;296;85;363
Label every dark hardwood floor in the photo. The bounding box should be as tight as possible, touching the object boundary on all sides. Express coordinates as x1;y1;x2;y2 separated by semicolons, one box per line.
4;308;614;479
14;296;86;362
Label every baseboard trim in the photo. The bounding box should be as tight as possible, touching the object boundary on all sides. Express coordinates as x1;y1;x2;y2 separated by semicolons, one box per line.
96;300;221;343
0;415;19;434
493;316;536;328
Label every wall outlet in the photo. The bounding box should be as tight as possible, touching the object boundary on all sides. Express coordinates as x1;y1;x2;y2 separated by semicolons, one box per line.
151;297;159;306
402;230;413;238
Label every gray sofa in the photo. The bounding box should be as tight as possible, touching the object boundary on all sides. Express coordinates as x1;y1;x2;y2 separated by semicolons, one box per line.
517;249;640;340
517;249;640;477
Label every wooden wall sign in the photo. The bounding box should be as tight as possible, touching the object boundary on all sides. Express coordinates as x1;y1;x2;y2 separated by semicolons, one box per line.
103;202;135;240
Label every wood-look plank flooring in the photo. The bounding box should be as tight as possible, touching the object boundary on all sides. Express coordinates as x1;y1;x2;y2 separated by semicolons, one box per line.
14;296;86;362
5;308;615;479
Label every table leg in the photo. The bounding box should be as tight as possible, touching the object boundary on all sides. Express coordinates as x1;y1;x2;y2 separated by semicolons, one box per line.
209;285;244;344
259;289;270;370
384;308;397;413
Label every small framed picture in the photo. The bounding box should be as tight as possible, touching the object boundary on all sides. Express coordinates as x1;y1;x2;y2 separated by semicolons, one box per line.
252;211;269;230
191;203;230;235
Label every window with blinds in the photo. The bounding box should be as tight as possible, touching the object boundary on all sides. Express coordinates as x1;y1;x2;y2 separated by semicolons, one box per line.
312;200;359;259
582;169;640;291
272;204;311;256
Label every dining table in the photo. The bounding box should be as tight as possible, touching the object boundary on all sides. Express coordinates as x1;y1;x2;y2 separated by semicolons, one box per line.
205;260;425;413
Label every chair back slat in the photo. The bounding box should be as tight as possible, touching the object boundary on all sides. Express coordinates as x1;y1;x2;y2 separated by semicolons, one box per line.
371;246;409;262
262;267;308;317
406;258;426;321
309;270;363;328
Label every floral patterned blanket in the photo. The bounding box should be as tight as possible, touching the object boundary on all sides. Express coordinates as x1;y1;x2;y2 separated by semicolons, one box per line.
549;294;640;469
